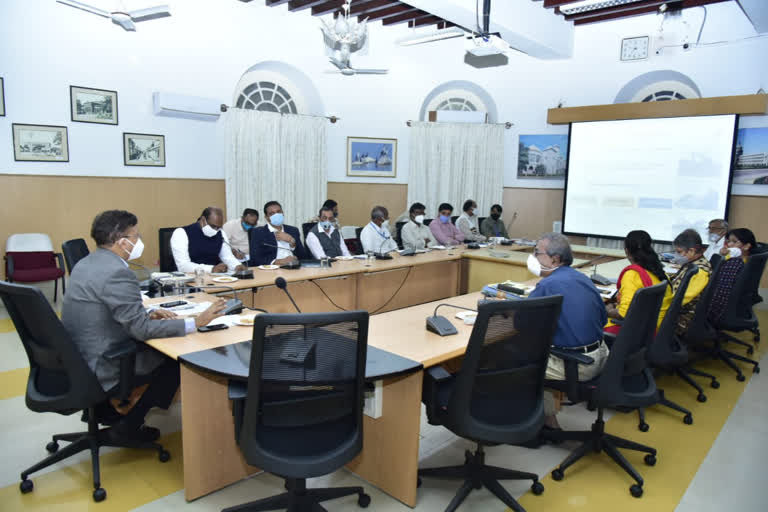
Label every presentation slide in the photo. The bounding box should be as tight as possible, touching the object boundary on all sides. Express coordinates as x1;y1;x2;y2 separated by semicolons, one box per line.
563;115;737;242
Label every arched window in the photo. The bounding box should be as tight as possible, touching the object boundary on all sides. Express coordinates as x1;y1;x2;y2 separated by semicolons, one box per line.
420;81;497;122
614;71;701;104
233;62;325;116
235;81;297;114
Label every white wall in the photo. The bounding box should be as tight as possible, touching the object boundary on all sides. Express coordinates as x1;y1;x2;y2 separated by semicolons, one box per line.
1;0;766;185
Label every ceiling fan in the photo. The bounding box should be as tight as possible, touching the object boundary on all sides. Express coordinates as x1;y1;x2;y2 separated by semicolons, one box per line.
320;1;388;76
56;0;171;31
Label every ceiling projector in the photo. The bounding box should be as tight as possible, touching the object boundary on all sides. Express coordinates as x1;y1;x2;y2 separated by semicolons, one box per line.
465;34;508;57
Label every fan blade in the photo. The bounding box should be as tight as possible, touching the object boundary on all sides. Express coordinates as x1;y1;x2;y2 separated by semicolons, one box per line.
128;5;171;22
56;0;110;18
112;15;136;31
328;58;346;71
351;68;388;74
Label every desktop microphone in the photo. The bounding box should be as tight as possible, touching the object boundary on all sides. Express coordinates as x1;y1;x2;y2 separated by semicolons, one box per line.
274;277;316;365
375;234;394;259
194;284;243;315
426;303;478;336
128;261;161;297
261;240;301;269
275;277;301;313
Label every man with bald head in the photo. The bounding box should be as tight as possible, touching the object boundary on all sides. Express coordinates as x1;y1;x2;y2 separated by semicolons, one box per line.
171;207;246;273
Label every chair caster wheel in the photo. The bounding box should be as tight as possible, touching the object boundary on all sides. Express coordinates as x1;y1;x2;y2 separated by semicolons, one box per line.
737;374;746;382
551;469;564;481
19;479;33;494
711;380;720;389
644;454;657;466
638;422;649;432
697;393;707;402
46;441;59;453
754;366;760;374
357;493;371;508
630;484;643;498
416;477;422;488
93;487;107;502
158;450;170;463
683;414;693;425
531;481;544;495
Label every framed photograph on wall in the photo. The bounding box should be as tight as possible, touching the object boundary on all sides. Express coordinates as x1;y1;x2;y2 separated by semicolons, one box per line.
347;136;397;178
517;134;569;179
123;132;165;167
70;85;118;125
12;123;69;162
0;77;5;116
733;126;768;186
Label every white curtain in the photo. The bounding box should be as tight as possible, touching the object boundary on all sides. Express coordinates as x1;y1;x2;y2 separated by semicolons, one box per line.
223;109;327;227
407;122;505;218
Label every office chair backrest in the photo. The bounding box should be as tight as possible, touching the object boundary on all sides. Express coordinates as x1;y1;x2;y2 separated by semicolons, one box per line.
0;281;105;413
478;217;487;229
719;251;768;323
61;238;89;275
423;218;433;226
302;222;317;244
240;310;369;478
648;268;697;364
158;227;177;272
451;215;458;225
683;259;721;342
709;253;722;268
595;282;667;407
354;227;364;251
448;296;563;444
395;221;407;250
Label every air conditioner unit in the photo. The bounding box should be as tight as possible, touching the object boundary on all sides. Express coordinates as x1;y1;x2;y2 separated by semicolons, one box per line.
152;91;221;121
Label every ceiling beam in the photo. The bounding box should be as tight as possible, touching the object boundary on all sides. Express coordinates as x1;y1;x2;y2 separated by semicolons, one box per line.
566;0;729;24
287;0;327;11
350;0;401;15
562;0;666;19
311;0;345;16
265;0;291;6
543;0;579;6
382;9;430;25
408;15;444;27
362;4;419;21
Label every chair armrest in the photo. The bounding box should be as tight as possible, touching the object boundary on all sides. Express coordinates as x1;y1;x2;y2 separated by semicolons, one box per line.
550;347;595;366
426;365;452;382
55;252;66;273
549;347;595;403
228;380;247;443
602;332;617;348
5;253;14;281
228;380;247;401
104;342;138;405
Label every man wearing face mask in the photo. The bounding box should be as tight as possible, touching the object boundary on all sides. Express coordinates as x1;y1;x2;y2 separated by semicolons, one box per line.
306;206;351;259
527;233;608;429
171;207;245;274
430;203;464;246
480;204;511;239
703;219;728;262
456;199;486;242
249;201;307;266
669;229;712;336
360;206;398;254
62;210;227;441
222;208;259;262
401;202;437;251
307;199;340;227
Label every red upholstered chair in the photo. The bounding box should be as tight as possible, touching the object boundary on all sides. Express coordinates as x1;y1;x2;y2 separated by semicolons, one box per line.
5;234;66;302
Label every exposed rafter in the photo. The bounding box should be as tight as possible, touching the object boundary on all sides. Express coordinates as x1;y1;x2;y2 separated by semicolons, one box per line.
542;0;730;25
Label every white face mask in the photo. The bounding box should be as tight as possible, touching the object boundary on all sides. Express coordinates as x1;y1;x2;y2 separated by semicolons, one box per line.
708;232;722;243
527;253;556;277
121;237;144;261
202;224;219;238
728;247;742;258
414;214;425;225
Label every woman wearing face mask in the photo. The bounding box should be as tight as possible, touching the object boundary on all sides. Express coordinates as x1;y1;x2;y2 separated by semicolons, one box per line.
707;228;757;324
604;231;673;335
669;229;712;336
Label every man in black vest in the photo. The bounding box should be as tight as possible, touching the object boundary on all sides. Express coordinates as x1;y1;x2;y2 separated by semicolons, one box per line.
170;207;246;273
306;206;351;259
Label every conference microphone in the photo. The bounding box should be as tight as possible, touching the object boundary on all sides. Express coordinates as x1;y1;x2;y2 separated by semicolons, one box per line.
375;234;394;260
274;277;316;366
426;303;478;337
262;240;301;269
128;261;162;297
194;284;244;315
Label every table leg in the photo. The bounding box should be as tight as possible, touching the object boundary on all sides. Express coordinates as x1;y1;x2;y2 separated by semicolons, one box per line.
346;371;423;507
180;364;260;501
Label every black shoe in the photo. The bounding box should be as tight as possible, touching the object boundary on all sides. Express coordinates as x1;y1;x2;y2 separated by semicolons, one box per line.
108;424;161;443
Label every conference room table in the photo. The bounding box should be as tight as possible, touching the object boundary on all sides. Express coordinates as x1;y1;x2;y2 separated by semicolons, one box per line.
145;243;623;505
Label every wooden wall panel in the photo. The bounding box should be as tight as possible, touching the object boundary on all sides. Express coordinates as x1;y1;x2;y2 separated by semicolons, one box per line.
0;174;225;274
327;181;408;228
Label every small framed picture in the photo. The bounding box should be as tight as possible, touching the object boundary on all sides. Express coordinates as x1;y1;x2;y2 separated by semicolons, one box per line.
347;136;397;178
123;132;165;167
12;123;69;162
70;85;118;125
0;77;5;116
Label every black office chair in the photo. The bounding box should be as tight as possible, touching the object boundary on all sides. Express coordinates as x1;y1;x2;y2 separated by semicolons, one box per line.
158;227;177;272
545;282;667;498
424;218;433;226
451;215;458;225
636;267;698;430
478;217;487;231
0;281;170;503
354;227;364;254
302;222;317;245
224;310;371;512
706;251;766;379
419;296;563;512
395;221;407;250
61;238;90;275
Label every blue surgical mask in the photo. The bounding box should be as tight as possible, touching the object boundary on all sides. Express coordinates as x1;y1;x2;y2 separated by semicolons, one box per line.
439;215;450;224
269;213;284;227
319;220;332;230
242;221;254;231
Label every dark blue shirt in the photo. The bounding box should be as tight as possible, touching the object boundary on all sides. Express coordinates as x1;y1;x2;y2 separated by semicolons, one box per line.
528;265;607;348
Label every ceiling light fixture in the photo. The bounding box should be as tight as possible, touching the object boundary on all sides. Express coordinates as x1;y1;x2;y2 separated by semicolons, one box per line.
396;27;466;46
559;0;646;16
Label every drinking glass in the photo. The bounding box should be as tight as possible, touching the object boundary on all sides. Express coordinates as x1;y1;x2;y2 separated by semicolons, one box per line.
365;250;374;267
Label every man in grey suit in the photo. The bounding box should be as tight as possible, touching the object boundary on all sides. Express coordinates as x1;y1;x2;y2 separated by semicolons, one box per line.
63;210;225;441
